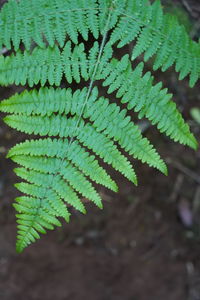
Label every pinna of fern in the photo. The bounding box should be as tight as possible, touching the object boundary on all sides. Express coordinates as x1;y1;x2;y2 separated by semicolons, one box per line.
0;0;199;253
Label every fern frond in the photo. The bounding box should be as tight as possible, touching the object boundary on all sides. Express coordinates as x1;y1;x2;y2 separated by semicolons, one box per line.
2;84;159;250
0;0;198;252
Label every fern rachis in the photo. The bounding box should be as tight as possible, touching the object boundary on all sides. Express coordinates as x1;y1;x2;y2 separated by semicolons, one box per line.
0;0;199;253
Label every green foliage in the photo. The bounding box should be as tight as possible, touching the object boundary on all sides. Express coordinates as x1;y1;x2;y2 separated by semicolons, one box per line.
0;0;199;252
191;108;200;125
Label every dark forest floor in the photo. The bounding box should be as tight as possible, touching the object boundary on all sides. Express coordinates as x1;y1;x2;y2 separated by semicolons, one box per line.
0;0;200;299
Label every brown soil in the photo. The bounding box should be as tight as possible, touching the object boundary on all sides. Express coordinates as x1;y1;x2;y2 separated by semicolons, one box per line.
0;1;200;300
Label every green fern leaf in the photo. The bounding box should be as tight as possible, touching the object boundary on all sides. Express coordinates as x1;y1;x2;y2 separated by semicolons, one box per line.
0;0;198;252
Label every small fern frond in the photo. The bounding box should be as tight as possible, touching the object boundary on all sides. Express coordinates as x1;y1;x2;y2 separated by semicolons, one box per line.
2;84;166;250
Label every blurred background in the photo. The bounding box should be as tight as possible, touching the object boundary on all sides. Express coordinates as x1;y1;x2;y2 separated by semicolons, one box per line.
0;0;200;299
